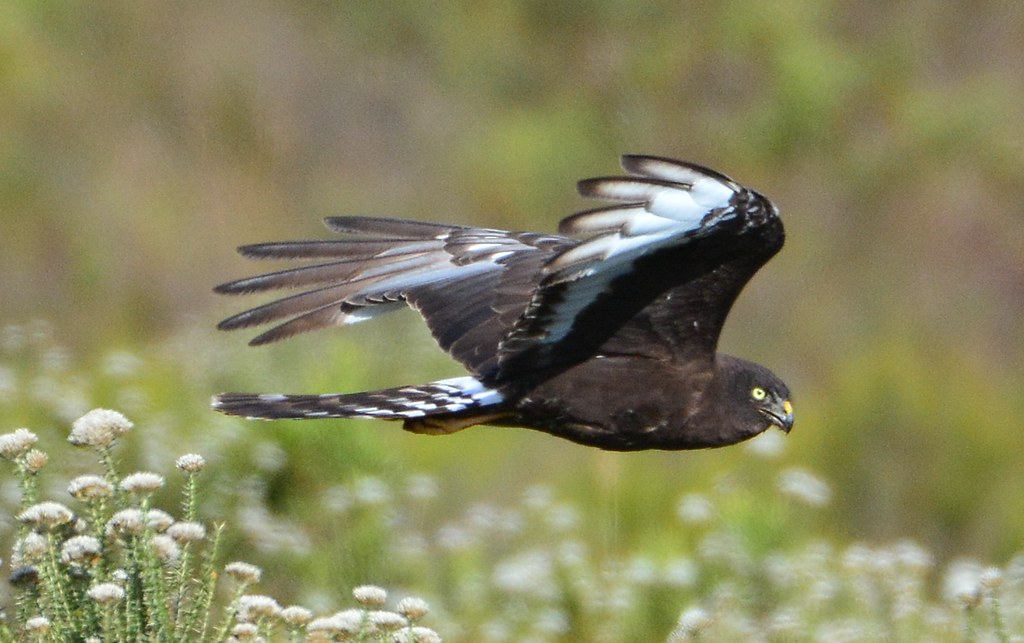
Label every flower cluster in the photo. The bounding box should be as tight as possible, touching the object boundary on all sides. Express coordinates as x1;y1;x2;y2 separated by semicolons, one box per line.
0;413;438;642
298;451;1024;641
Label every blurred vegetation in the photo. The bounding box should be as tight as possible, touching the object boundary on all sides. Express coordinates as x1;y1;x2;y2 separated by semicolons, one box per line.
1;346;1021;640
1;0;1023;635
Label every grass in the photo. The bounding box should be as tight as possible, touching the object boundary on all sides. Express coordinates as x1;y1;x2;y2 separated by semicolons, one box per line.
0;321;1021;641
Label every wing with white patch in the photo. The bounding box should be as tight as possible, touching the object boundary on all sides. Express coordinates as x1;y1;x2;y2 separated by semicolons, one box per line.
215;155;782;384
215;216;570;376
496;155;784;376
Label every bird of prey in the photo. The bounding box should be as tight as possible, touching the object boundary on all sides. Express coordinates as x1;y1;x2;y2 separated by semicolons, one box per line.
213;155;792;451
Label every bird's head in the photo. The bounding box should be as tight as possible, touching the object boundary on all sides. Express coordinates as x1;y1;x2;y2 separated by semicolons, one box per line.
750;382;793;433
719;356;794;436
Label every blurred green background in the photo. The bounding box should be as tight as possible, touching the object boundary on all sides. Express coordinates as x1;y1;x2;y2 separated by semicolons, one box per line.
2;0;1023;599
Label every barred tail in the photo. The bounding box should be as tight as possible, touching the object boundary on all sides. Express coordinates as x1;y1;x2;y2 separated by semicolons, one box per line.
212;376;507;434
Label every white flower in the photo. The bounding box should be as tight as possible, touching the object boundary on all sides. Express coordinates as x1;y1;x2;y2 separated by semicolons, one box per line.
102;350;143;378
545;503;580;531
353;584;387;607
396;596;430;621
405;474;439;501
663;557;699;588
175;453;206;473
25;616;51;634
281;605;313;626
626;555;658;585
146;509;174;532
230;622;259;640
670;606;712;639
522;485;554;510
392;626;441;643
225;561;262;584
321;485;352;514
252;441;287;472
767;608;801;636
492;550;556;598
332;609;364;632
151;534;180;563
777;468;832;507
353;476;390;505
944;558;983;608
18;501;74;529
23;449;48;472
676;493;715;525
0;428;38;459
13;532;48;564
120;471;164;494
106;509;145;535
167;521;206;543
236;594;282;622
368;610;405;630
307;611;362;636
307;616;352;637
842;543;873;573
68;475;114;500
87;582;125;604
69;408;133;448
60;535;102;565
744;429;787;458
435;524;475;552
979;567;1004;590
891;540;933;573
534;607;570;635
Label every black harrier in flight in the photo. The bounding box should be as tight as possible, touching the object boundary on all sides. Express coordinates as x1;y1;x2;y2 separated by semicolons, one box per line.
214;155;792;451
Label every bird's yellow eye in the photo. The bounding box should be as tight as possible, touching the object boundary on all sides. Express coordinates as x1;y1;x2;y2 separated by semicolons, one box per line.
751;387;767;401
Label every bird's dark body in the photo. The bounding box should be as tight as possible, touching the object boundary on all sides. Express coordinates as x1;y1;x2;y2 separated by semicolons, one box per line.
492;355;740;451
214;155;793;450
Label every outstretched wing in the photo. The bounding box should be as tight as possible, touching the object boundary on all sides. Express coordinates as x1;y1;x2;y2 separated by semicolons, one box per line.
495;155;783;377
215;216;571;377
216;155;782;384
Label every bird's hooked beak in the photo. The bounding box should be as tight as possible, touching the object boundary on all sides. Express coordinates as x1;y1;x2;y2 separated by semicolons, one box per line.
762;399;794;433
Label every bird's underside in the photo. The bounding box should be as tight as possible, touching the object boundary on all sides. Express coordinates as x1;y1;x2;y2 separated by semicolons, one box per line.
214;155;793;451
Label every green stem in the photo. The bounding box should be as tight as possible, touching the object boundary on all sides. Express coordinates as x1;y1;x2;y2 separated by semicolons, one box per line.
138;505;174;639
182;474;199;523
962;606;976;643
989;591;1009;643
43;531;79;633
123;536;144;641
18;461;39;509
186;523;223;643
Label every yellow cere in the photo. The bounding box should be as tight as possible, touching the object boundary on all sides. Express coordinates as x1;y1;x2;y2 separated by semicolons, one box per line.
783;400;793;415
